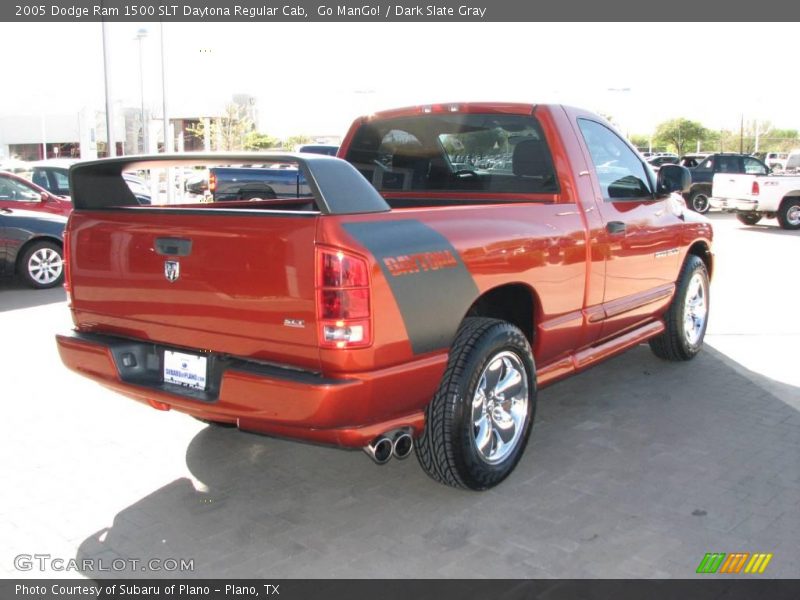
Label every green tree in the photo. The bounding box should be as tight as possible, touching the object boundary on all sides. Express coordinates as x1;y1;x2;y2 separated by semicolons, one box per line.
629;134;650;151
761;128;800;152
283;135;312;150
244;132;280;150
653;118;710;156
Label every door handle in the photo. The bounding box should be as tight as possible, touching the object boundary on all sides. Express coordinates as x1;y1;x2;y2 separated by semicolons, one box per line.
606;221;626;235
154;237;192;256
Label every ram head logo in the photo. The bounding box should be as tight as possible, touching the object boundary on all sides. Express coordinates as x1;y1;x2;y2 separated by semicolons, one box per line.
164;260;180;283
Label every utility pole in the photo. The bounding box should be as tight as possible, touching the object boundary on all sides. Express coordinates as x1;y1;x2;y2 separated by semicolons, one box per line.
739;114;744;154
160;23;173;204
754;119;760;154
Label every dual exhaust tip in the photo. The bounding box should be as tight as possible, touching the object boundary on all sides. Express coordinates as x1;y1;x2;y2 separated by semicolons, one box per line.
364;430;413;464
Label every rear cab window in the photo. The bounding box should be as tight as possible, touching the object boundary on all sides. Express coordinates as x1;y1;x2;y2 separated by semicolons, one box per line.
343;112;559;204
743;157;768;175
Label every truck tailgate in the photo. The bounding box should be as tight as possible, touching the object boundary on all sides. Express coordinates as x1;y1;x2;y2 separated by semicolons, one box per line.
65;153;390;372
68;210;321;370
713;172;755;199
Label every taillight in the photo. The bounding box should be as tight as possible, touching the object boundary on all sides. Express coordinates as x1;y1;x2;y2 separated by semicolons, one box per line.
63;228;72;302
316;246;371;349
751;181;760;196
209;172;216;193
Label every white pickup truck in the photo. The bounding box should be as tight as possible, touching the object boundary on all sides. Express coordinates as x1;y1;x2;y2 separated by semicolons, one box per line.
710;172;800;229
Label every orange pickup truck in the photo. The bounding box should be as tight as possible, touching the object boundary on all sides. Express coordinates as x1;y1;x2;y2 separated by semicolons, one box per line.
56;103;713;490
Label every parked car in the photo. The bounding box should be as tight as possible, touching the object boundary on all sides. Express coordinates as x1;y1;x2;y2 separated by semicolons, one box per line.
0;159;32;174
0;171;72;217
30;159;76;196
683;153;770;213
763;152;788;171
31;160;152;205
647;155;679;170
208;164;308;202
679;153;710;169
785;149;800;173
57;103;712;491
297;144;339;156
184;170;209;196
711;170;800;229
0;207;66;288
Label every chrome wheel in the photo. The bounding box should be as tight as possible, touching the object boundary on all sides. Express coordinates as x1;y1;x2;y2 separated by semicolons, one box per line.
683;272;708;346
691;193;709;213
27;246;63;286
471;351;529;465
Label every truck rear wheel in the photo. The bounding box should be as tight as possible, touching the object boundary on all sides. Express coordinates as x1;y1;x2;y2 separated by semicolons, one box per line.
416;318;536;490
649;255;709;361
777;197;800;230
736;212;762;226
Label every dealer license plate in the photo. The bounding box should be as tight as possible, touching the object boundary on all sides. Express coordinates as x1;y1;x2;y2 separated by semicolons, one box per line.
163;350;207;391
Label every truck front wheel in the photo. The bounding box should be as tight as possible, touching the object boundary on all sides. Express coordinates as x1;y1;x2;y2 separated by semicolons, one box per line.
736;212;762;226
649;255;709;361
416;318;536;490
688;189;710;214
777;197;800;230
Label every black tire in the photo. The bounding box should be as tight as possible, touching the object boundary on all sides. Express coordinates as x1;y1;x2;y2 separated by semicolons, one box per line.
776;197;800;230
18;240;64;289
649;255;709;361
736;212;762;226
416;318;536;490
688;189;710;214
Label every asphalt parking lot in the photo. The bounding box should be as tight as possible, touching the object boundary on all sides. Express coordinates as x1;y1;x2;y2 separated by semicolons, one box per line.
1;212;798;579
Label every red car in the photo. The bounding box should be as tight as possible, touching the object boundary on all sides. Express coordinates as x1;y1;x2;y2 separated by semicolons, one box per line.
0;171;72;217
56;103;713;490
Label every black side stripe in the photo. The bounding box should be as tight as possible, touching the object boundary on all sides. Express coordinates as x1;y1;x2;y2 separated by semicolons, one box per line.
343;220;479;355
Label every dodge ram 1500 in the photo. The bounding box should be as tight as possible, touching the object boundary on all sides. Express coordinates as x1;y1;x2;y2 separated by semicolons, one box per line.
711;171;800;229
56;103;713;490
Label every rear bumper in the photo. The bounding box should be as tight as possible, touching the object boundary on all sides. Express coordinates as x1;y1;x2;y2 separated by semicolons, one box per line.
709;197;759;211
56;331;443;448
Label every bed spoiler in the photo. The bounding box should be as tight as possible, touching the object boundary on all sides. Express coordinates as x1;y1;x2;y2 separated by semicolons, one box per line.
68;152;391;215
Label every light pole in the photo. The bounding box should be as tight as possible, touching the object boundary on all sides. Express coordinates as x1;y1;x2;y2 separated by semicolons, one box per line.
135;28;149;153
101;21;115;157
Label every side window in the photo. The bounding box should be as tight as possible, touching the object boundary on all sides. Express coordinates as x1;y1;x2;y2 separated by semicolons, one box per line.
697;157;713;171
744;157;768;175
578;119;652;200
32;170;49;188
717;156;740;173
53;170;70;190
0;177;40;201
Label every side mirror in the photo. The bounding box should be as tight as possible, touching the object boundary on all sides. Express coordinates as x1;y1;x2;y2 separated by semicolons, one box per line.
656;164;690;196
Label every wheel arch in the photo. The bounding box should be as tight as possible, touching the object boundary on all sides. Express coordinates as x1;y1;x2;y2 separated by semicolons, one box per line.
779;193;800;209
464;282;539;344
686;240;713;280
14;235;63;275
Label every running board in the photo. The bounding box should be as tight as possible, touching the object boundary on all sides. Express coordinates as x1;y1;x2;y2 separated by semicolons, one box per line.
537;320;665;388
